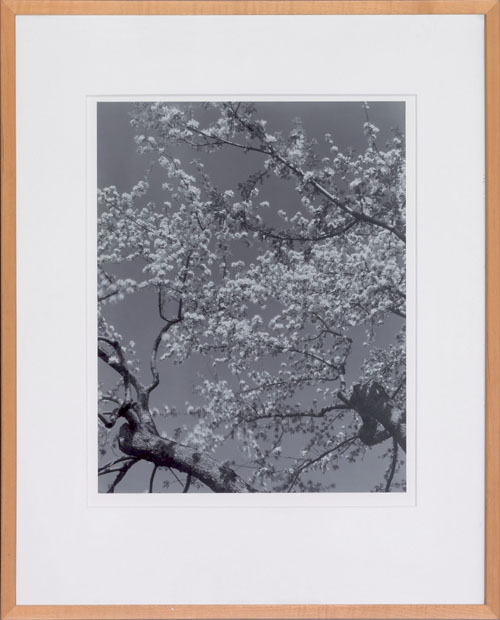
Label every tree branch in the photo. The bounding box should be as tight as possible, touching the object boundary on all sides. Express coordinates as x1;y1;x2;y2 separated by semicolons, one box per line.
246;403;349;423
98;411;119;429
241;216;358;243
342;382;406;452
287;435;358;492
183;472;192;493
98;456;135;475
390;307;406;319
107;458;140;493
118;426;255;493
147;254;191;394
147;319;180;394
97;337;143;399
385;437;399;492
187;114;405;243
149;464;158;493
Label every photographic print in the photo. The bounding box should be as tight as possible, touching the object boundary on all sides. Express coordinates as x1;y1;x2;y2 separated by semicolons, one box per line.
97;100;407;494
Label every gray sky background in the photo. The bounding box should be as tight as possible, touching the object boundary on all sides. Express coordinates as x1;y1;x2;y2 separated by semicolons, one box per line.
97;101;406;493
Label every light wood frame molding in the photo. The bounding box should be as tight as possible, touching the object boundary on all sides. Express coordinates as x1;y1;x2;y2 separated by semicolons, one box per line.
1;1;499;618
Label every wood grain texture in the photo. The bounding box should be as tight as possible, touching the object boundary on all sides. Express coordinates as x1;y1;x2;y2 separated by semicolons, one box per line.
1;1;499;619
2;0;499;14
1;604;499;620
485;1;500;618
0;1;17;619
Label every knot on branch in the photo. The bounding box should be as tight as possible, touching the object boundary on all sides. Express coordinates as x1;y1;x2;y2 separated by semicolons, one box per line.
344;382;406;451
350;382;390;417
117;401;141;429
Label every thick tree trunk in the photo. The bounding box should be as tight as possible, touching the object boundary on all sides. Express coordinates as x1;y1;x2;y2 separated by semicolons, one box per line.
347;382;406;452
118;423;255;493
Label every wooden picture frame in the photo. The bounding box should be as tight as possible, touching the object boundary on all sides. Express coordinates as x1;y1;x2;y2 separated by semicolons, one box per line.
1;1;499;618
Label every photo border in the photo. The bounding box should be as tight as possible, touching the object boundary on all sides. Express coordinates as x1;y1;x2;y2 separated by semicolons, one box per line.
88;94;416;508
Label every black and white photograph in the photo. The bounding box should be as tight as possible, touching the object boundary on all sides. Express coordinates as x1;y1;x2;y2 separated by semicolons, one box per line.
97;100;407;494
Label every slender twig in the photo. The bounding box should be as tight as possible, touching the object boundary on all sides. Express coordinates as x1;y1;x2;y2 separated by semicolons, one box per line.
98;408;121;429
107;458;140;493
149;465;158;493
242;218;357;243
239;375;334;396
246;405;349;423
183;473;192;493
147;319;180;393
289;348;338;371
168;467;184;488
287;436;358;492
99;395;121;405
98;456;135;475
390;307;406;319
147;253;191;394
98;291;119;303
187;121;405;243
385;437;399;492
98;337;143;399
391;381;404;400
310;313;352;343
168;110;405;244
